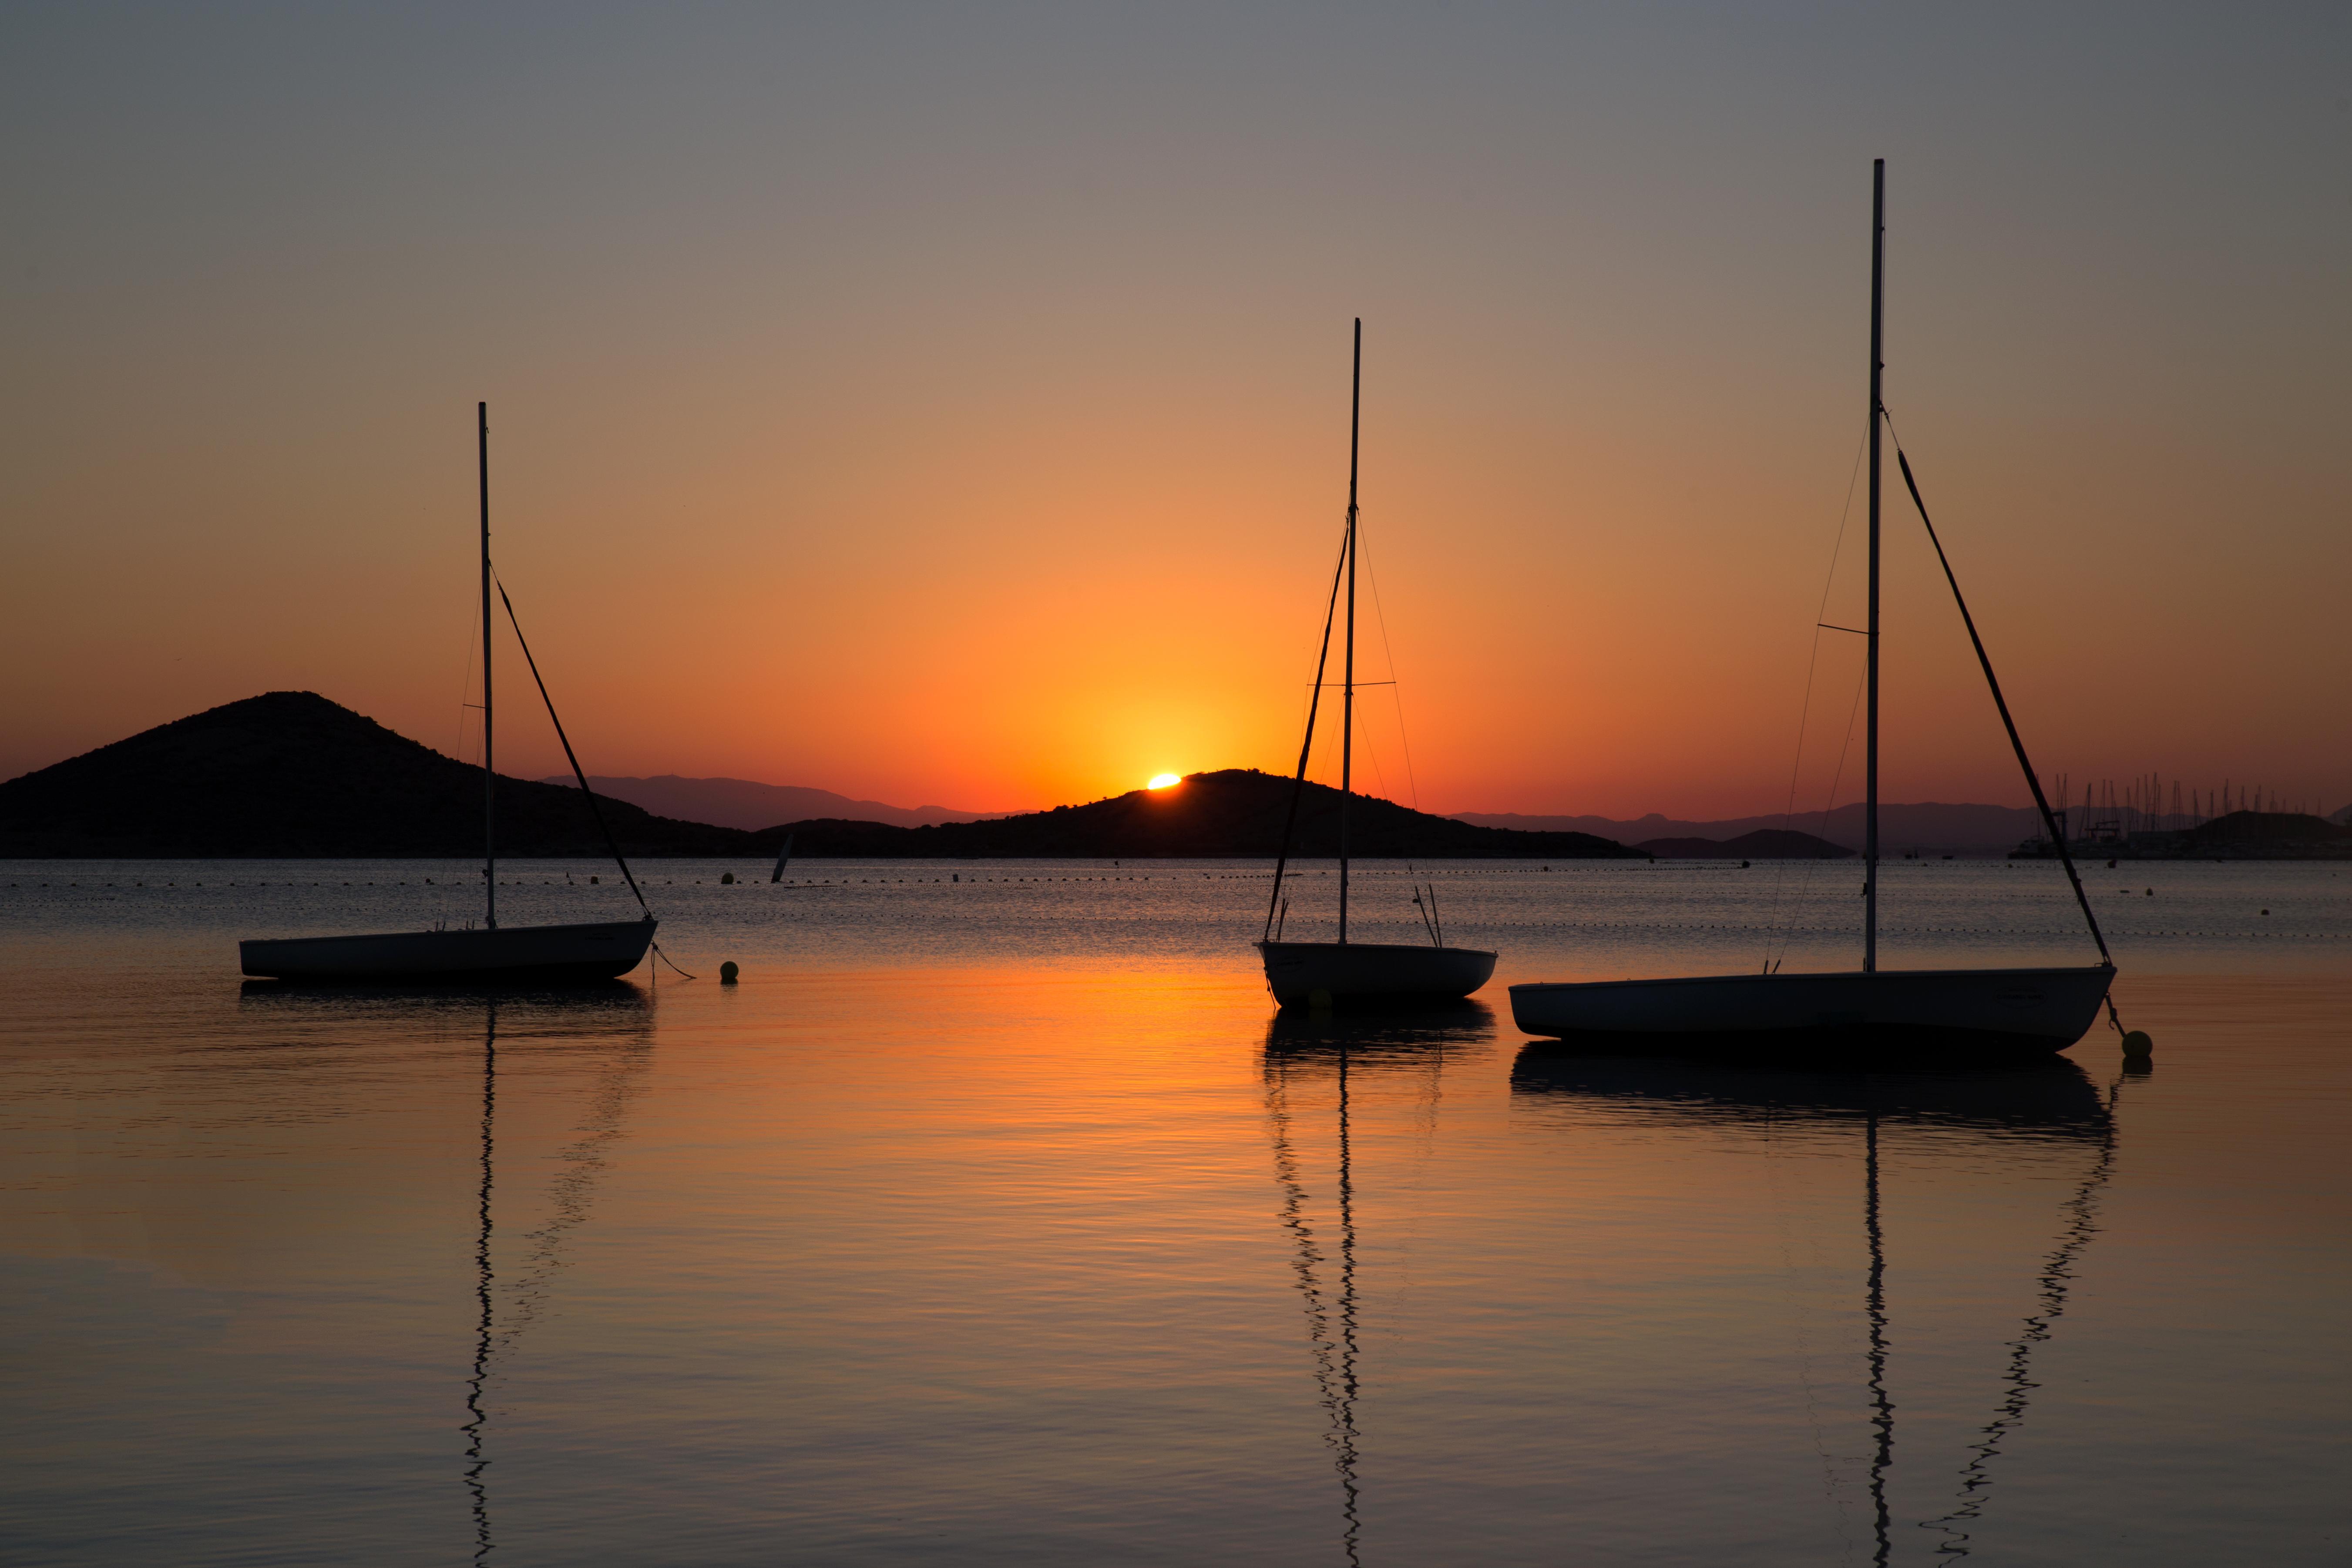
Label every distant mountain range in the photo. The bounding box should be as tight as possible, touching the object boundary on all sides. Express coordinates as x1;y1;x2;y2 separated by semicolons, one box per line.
0;695;1636;860
1456;802;2048;853
543;775;998;831
17;692;2319;860
1635;829;1852;860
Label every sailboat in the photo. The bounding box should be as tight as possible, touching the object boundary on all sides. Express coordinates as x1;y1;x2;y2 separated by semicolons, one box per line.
1257;321;1498;1008
1512;163;2115;1056
240;405;659;981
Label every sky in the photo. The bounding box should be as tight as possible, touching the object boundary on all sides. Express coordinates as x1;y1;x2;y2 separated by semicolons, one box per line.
4;3;2345;818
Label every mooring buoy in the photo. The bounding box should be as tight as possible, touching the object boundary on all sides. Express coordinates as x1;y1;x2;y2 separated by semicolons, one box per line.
720;960;739;984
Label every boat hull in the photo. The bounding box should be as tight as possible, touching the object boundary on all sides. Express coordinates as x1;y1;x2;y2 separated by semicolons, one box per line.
1258;940;1498;1007
1508;964;2115;1057
239;918;657;981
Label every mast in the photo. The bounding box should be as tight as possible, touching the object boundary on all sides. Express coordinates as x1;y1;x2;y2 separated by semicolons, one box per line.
1864;161;1883;974
1338;319;1360;944
480;401;496;930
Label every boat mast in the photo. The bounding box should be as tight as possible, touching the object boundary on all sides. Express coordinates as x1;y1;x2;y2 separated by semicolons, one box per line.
1864;161;1883;974
1338;319;1361;945
480;401;496;931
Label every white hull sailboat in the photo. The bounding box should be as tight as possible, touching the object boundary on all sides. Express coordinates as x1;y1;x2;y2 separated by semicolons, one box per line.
1511;163;2116;1057
1256;322;1497;1008
241;404;658;983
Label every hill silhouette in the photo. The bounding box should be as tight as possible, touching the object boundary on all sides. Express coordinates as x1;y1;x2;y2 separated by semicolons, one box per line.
749;770;1638;859
2184;810;2348;849
1460;801;2043;853
0;692;757;857
1;701;1638;861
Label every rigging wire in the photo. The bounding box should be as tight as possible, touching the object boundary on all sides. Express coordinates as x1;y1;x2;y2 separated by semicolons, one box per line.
1793;667;1873;965
1359;529;1422;815
493;574;650;918
1881;413;2116;1011
1764;625;1870;974
446;591;486;934
455;590;483;766
1265;524;1353;940
1289;542;1349;791
1764;430;1872;972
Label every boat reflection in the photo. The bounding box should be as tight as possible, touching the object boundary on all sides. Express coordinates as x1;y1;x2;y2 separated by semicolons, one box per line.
1263;1000;1495;1567
1509;1048;2110;1142
242;983;654;1560
1512;1047;2128;1563
236;976;652;1014
1266;997;1497;1060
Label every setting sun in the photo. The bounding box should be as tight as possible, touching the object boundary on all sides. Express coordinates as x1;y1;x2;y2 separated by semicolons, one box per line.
1147;774;1181;790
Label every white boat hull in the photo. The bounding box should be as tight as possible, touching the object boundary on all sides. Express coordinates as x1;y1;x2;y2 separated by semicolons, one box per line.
240;918;656;981
1258;940;1498;1007
1509;964;2114;1056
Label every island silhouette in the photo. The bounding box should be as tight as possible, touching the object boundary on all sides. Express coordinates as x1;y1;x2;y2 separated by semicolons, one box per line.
0;692;1642;860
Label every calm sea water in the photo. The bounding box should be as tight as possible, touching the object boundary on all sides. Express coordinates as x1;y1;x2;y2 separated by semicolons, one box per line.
3;857;2346;1565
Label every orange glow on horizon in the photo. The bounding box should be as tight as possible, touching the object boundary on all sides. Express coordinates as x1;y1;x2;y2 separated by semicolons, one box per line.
3;10;2344;821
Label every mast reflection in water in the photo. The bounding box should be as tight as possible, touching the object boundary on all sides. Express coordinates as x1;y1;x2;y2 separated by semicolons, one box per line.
241;982;655;1561
1510;1048;2134;1564
464;1004;497;1562
1263;1001;1496;1567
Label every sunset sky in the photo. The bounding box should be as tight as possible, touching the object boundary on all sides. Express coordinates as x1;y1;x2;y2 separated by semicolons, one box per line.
5;4;2345;819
